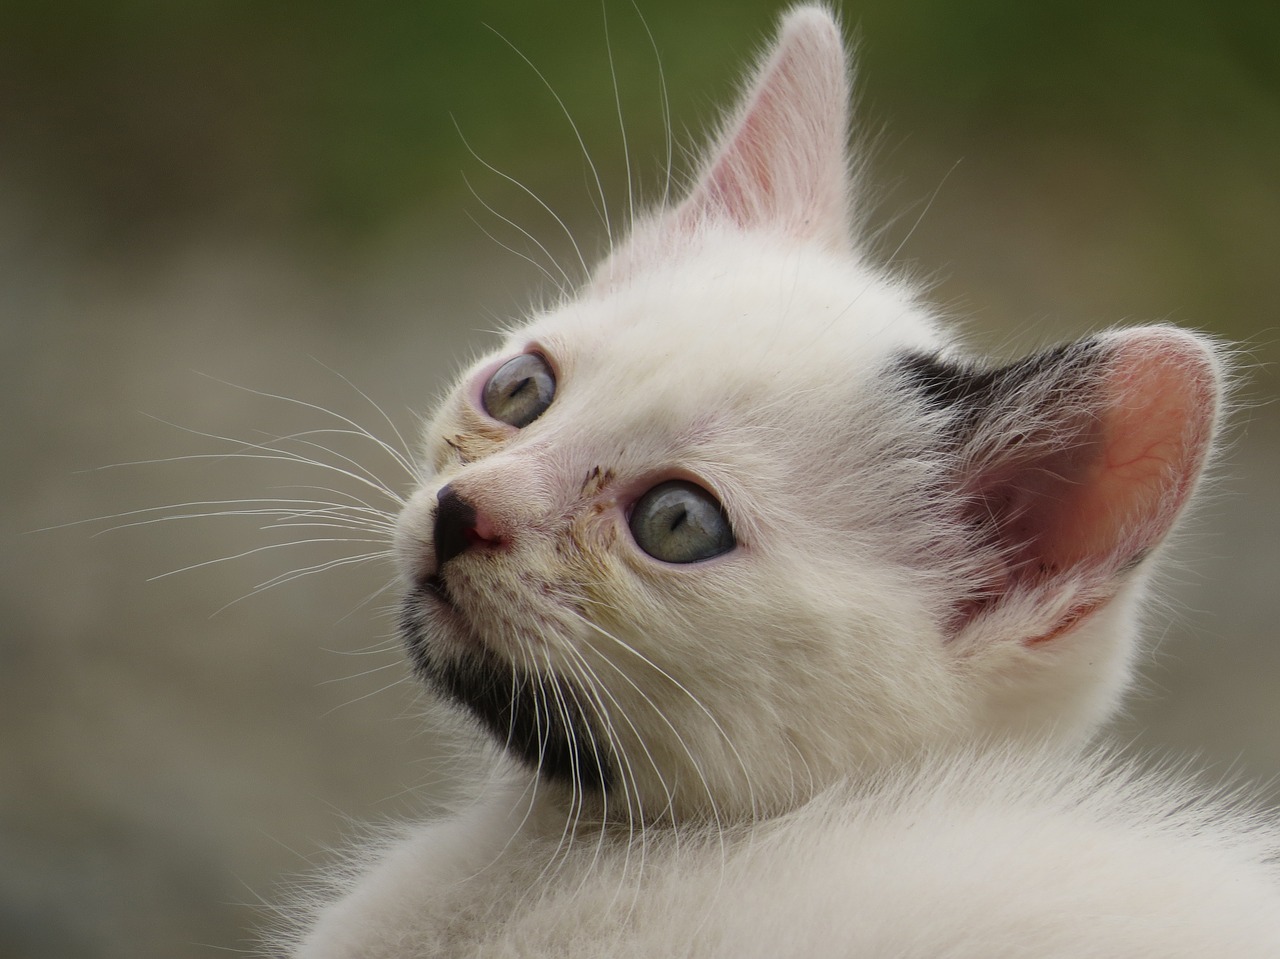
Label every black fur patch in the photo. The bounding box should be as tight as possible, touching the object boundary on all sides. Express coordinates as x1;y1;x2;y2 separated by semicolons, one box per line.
895;339;1102;440
894;338;1117;616
401;595;613;792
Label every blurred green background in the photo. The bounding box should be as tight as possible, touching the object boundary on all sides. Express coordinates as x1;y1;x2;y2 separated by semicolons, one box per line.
3;2;1278;956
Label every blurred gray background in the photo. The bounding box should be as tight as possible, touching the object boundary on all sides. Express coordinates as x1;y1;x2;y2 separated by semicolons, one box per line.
3;1;1278;956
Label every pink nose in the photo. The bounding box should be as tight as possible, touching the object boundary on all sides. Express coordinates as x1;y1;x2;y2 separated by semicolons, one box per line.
433;484;504;568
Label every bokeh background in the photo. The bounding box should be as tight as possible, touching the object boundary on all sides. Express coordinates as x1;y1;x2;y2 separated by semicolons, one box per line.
3;1;1278;956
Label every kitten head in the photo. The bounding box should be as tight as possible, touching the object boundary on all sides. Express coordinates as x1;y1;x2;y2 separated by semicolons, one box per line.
394;5;1221;822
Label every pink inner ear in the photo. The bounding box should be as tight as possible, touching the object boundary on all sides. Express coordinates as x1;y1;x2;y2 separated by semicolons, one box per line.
675;8;850;246
701;75;785;226
960;329;1219;643
1042;330;1217;579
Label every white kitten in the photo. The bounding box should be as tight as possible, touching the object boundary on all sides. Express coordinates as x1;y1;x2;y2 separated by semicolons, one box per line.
285;6;1280;956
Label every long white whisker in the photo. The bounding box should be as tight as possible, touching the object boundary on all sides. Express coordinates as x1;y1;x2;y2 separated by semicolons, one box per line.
107;433;404;508
252;551;390;593
463;654;551;886
602;0;633;247
537;647;585;881
572;612;740;935
554;643;652;911
451;116;591;281
815;158;964;349
209;552;391;616
564;609;740;927
190;372;420;486
249;428;407;506
147;537;387;582
319;657;409;687
882;157;963;270
548;651;618;885
331;578;400;627
574;610;757;821
482;24;613;246
36;497;389;536
273;431;412;498
322;673;411;717
630;0;673;211
462;179;575;295
303;356;421;483
263;518;393;536
324;631;403;657
559;625;677;823
269;483;396;518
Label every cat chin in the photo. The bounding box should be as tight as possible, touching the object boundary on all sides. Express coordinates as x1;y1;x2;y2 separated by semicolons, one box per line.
399;589;615;794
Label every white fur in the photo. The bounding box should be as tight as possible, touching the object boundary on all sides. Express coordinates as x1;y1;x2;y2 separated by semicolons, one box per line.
292;749;1280;958
285;5;1279;955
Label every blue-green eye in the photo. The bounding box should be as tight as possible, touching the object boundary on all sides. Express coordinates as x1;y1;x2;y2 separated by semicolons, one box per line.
629;480;735;563
482;353;555;428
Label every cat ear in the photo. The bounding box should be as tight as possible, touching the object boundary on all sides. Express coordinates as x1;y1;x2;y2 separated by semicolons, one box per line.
675;5;853;248
904;327;1221;645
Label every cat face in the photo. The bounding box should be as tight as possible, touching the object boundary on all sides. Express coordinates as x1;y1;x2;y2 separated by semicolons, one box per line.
394;6;1220;822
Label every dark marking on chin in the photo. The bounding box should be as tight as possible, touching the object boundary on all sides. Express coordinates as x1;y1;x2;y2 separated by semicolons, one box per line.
400;594;614;792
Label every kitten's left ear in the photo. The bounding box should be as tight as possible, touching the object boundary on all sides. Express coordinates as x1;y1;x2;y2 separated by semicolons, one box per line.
676;5;853;248
906;326;1223;647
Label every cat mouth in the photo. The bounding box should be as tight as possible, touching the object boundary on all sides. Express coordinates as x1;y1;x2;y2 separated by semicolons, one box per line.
411;573;483;647
402;574;472;663
421;573;457;610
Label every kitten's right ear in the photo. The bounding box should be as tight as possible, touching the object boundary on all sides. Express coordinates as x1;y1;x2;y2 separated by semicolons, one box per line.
673;5;853;249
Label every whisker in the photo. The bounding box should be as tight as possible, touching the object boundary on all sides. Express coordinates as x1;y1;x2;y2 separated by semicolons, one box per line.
147;537;388;582
274;431;412;500
190;371;420;486
602;0;633;246
559;625;677;822
629;0;673;211
463;653;551;884
35;497;388;536
881;157;963;271
537;646;586;880
319;656;408;687
323;631;404;658
321;673;412;717
563;608;740;920
451;116;591;281
268;483;397;519
209;552;391;617
251;550;390;594
548;652;617;883
462;179;574;295
814;158;964;349
303;356;422;483
331;579;402;628
554;643;654;910
100;436;403;508
481;24;612;253
113;411;403;507
574;610;757;821
263;520;393;537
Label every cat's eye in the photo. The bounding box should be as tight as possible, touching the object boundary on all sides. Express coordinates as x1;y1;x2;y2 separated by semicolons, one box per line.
629;480;735;564
482;353;556;428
